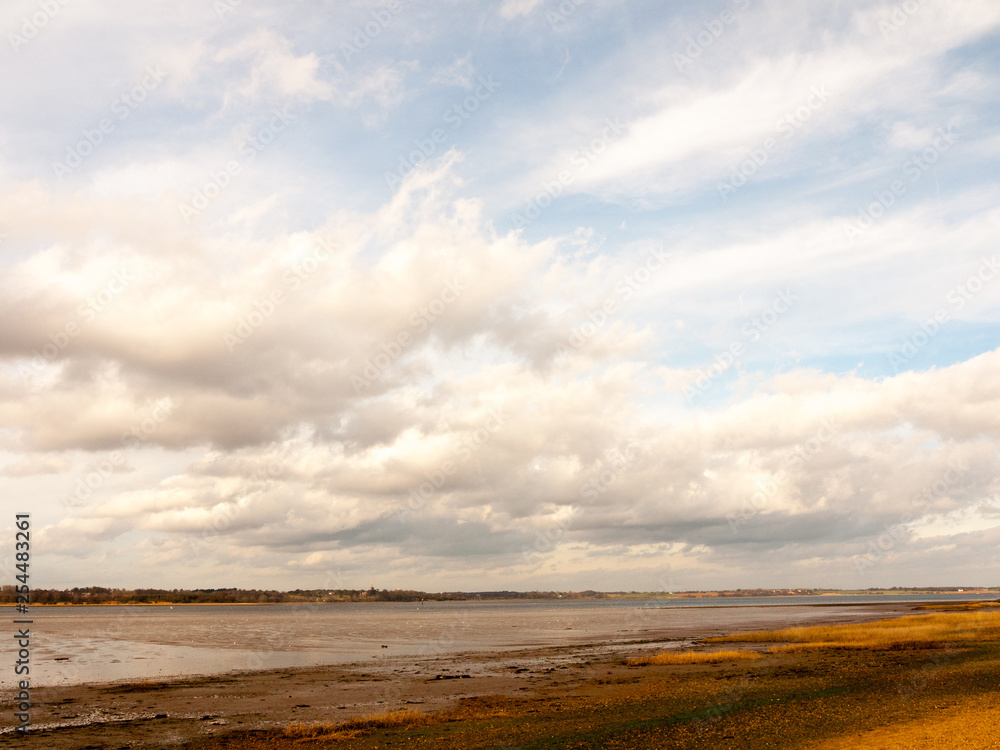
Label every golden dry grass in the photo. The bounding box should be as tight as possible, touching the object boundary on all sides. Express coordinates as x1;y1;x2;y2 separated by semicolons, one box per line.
625;649;763;666
284;709;429;741
706;610;1000;650
915;600;1000;611
335;710;429;732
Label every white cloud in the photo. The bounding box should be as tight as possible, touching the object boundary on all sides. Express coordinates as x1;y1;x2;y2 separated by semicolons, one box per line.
12;158;998;589
499;0;546;20
515;0;1000;202
0;454;72;477
431;54;475;89
215;30;335;108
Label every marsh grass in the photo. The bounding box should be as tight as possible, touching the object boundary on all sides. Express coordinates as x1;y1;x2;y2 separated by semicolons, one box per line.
706;611;1000;651
284;709;429;741
626;649;764;666
915;600;1000;611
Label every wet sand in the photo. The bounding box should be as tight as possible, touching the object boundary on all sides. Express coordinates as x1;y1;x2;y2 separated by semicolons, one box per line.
0;602;941;749
2;598;945;687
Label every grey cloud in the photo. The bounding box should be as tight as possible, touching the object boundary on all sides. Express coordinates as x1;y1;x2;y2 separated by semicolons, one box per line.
268;515;534;560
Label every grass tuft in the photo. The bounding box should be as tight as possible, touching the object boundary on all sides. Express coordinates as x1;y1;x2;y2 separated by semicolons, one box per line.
626;649;763;666
284;709;429;741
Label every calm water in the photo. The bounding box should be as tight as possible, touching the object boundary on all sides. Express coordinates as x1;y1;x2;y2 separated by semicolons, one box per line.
2;593;994;687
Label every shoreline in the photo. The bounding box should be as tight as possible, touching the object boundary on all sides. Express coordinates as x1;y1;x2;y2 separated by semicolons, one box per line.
4;600;968;691
0;600;953;748
0;600;976;695
8;591;998;608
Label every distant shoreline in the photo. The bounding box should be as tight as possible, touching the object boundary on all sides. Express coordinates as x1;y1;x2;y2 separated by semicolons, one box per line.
5;591;997;607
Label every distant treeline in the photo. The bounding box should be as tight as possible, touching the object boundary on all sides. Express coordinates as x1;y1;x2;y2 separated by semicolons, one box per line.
0;586;609;605
1;585;993;605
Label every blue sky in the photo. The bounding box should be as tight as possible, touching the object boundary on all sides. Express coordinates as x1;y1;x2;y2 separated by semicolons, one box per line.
1;0;999;592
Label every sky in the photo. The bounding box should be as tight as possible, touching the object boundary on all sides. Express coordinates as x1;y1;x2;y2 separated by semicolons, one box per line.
1;0;999;593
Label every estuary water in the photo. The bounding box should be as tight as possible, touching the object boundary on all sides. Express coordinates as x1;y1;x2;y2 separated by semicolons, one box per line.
3;593;994;687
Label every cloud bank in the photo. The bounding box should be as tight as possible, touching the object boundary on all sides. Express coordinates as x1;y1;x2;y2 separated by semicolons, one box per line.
0;0;998;591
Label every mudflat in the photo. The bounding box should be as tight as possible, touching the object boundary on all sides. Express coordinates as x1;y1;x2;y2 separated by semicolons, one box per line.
2;602;998;749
